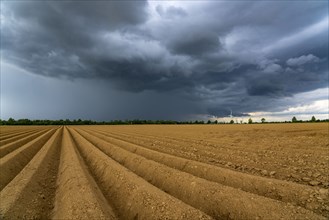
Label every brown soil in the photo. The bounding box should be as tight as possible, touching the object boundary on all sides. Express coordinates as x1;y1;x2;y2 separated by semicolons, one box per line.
0;123;328;219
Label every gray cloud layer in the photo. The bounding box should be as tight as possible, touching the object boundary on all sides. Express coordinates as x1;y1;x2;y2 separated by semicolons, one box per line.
1;1;328;119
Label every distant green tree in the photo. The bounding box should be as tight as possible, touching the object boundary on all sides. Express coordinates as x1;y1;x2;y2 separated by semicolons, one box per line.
248;118;253;124
261;118;266;123
7;118;15;125
311;116;316;122
292;116;297;123
207;120;211;124
214;120;218;124
230;120;234;124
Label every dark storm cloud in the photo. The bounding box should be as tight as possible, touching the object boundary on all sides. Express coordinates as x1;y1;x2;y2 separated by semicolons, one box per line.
167;31;220;56
1;1;328;119
286;54;321;66
1;1;149;77
247;77;285;97
156;5;187;19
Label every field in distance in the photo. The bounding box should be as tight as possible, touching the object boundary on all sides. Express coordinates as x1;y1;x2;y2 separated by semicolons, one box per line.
0;123;328;219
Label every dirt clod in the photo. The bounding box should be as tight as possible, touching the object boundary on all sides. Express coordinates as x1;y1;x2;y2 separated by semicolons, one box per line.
309;181;321;186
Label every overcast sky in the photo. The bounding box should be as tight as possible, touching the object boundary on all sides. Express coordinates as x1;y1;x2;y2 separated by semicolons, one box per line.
1;1;328;122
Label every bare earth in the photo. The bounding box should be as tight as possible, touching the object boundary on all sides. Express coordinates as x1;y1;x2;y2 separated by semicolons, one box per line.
0;123;328;219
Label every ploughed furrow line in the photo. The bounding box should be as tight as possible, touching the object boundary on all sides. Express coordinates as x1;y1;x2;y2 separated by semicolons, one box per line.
0;128;43;141
0;128;62;219
84;128;206;159
0;127;31;136
89;128;257;154
92;129;275;164
83;129;270;177
0;126;46;137
0;128;47;146
99;127;322;157
92;128;261;162
68;128;212;220
87;128;261;165
0;128;57;190
80;127;329;217
88;128;329;187
53;127;117;220
75;128;325;220
0;128;52;158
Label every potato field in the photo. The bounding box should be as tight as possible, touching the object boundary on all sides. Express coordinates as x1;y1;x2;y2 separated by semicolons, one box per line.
0;124;328;219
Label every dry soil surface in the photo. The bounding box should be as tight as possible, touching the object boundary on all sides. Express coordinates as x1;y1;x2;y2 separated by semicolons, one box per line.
0;123;328;219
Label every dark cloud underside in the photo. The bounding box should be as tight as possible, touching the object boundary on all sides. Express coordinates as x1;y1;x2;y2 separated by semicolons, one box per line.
1;1;328;119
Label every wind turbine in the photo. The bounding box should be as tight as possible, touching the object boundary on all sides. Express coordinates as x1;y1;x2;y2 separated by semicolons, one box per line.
228;109;233;118
228;109;234;123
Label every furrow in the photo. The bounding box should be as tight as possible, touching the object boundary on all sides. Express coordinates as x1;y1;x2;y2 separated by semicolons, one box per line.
0;128;62;219
84;128;247;161
87;127;327;187
93;129;258;159
83;128;202;159
0;128;57;190
68;127;213;220
0;128;29;136
75;128;326;220
0;128;46;145
0;126;48;137
86;127;249;157
0;128;51;157
96;127;321;158
0;128;42;141
80;127;329;217
52;127;117;220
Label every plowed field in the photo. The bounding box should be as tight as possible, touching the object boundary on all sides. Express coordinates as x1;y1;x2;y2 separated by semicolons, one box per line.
0;123;328;219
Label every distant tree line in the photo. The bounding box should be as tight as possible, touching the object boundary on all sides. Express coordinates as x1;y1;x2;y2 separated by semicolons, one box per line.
0;118;209;126
289;116;327;123
0;116;328;126
255;116;328;124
